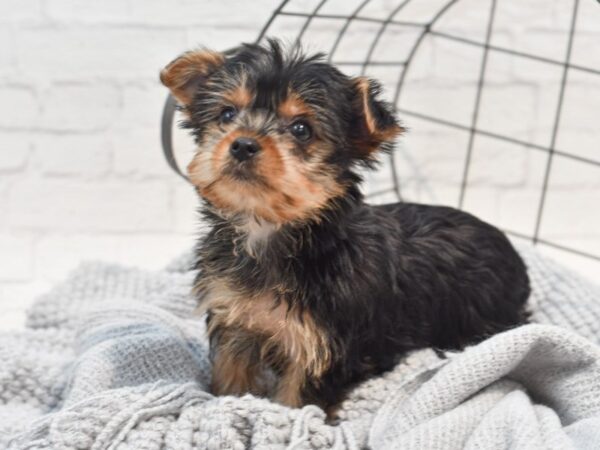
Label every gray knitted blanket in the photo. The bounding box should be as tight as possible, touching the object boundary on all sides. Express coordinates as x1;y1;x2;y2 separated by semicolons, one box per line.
1;246;599;449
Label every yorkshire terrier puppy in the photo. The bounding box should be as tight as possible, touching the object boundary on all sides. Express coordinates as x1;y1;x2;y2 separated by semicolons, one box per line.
160;39;530;410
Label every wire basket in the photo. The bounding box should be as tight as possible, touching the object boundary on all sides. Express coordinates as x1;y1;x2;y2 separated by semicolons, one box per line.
162;0;600;276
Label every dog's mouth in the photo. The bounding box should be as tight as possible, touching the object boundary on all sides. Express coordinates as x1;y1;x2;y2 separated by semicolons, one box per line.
222;158;263;184
188;133;345;224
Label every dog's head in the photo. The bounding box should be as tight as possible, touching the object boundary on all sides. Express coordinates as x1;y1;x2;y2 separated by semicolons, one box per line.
161;39;402;224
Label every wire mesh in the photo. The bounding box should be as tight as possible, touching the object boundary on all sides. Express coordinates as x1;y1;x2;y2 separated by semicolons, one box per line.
255;0;600;264
162;0;600;267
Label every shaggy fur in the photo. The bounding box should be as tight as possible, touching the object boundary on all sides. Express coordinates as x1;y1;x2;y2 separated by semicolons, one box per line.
160;39;530;411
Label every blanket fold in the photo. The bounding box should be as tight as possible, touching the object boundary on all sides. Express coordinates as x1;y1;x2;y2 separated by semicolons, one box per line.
1;246;599;449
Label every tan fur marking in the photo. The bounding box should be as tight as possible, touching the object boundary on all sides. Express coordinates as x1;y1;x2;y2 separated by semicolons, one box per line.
199;278;331;407
191;129;344;224
256;135;285;180
160;49;224;105
274;364;306;407
355;77;377;135
211;334;262;396
354;77;403;145
278;91;313;119
223;85;253;109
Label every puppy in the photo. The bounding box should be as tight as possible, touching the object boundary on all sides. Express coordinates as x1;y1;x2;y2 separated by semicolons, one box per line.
160;39;530;410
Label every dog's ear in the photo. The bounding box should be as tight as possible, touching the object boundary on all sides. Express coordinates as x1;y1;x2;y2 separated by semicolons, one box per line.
160;49;225;105
351;77;403;157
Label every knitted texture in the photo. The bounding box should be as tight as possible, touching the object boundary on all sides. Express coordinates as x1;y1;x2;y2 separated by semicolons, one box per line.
1;245;599;449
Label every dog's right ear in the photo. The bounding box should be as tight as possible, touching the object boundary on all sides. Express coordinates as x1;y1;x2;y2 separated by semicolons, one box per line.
351;77;403;158
160;49;225;106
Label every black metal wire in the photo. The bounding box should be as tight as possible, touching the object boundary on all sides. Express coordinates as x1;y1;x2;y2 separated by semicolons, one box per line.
293;0;328;48
160;92;188;181
532;0;580;244
360;0;414;199
327;0;371;60
253;0;600;264
397;107;600;167
458;0;497;208
388;0;460;201
360;0;411;76
255;0;291;43
279;10;426;28
161;0;600;265
429;29;600;76
390;0;459;107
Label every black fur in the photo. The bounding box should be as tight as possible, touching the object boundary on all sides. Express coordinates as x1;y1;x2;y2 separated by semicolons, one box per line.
196;185;530;406
182;39;397;171
165;40;531;408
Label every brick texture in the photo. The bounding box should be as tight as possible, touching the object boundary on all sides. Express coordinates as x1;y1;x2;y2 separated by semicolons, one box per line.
0;0;599;328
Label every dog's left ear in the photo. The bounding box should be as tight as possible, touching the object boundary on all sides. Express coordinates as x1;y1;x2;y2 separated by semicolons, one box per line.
160;49;225;106
351;77;403;157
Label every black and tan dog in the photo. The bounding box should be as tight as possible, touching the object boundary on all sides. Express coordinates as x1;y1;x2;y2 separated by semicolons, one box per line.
160;39;530;411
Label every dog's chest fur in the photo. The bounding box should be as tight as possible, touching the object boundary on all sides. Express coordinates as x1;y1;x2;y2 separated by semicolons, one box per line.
198;278;288;337
233;218;277;257
197;277;332;403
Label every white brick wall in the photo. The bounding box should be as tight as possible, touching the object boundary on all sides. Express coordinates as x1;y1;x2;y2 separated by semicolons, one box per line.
0;0;598;330
0;0;273;329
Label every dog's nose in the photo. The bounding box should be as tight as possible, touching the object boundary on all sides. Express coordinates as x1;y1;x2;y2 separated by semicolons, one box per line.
229;137;261;162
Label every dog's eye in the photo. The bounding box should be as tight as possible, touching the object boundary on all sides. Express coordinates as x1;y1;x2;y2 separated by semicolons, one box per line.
289;120;312;141
219;107;237;124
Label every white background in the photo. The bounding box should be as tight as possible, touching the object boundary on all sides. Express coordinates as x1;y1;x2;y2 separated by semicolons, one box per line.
1;0;599;330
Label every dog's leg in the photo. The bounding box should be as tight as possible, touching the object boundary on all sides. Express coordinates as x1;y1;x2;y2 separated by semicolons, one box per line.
210;328;262;396
273;362;306;407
